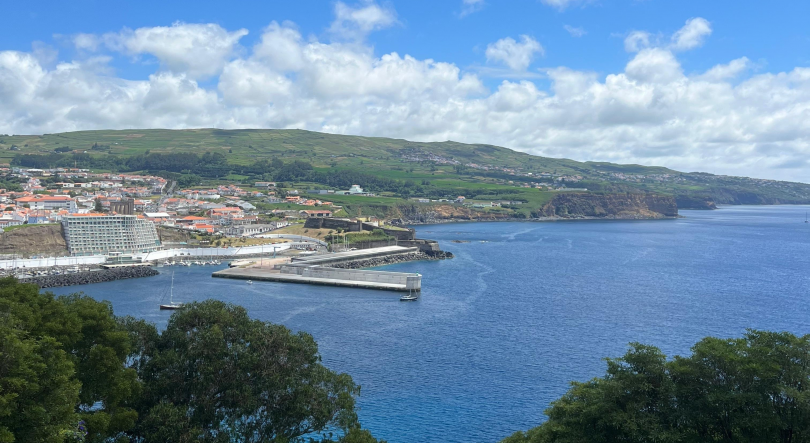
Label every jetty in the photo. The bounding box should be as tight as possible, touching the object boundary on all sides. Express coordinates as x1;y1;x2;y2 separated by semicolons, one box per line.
212;246;423;292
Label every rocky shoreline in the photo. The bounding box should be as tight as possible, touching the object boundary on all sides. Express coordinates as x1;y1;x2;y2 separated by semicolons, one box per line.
22;266;160;288
397;215;680;225
327;250;453;269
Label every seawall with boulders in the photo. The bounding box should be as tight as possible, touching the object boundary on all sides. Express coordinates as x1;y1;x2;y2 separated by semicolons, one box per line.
22;266;160;288
326;250;453;270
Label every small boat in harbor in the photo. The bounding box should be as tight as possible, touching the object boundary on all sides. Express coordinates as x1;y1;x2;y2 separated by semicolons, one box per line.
400;293;419;301
159;271;184;310
247;280;253;285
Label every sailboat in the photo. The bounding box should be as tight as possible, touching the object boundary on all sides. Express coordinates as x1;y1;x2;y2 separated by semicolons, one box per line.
159;271;184;310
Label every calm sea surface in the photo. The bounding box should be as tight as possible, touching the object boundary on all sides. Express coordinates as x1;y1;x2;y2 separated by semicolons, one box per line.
50;206;810;443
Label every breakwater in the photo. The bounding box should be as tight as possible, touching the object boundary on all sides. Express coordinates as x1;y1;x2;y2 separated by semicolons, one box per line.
327;250;453;269
23;266;159;288
213;246;429;292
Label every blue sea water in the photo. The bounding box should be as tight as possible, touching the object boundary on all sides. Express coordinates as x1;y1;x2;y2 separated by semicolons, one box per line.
50;206;810;443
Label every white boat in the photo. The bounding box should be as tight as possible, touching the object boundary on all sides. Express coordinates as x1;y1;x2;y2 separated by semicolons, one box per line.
159;271;184;310
400;293;419;301
247;280;253;285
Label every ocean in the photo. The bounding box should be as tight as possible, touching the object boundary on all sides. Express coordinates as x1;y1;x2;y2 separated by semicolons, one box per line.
49;205;810;443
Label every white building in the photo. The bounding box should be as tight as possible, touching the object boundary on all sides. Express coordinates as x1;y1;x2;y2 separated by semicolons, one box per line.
14;195;78;212
62;215;162;256
348;185;364;194
226;222;288;237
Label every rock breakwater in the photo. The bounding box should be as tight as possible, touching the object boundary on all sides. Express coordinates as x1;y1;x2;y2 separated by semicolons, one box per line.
327;251;453;269
23;266;159;288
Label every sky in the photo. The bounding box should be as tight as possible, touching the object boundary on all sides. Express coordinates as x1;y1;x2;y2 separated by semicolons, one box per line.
2;0;810;182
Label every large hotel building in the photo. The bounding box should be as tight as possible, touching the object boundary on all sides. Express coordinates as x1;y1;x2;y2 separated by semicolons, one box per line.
62;214;161;256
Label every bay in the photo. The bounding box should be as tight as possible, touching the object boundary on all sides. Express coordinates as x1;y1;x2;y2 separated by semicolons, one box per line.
49;205;810;443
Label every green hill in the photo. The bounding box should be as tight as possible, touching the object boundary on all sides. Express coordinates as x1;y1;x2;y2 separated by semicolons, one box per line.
1;128;809;208
0;128;672;176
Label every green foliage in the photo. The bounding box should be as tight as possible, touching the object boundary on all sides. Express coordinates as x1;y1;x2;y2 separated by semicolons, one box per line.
0;278;138;443
177;173;202;188
0;279;381;443
129;300;364;442
325;229;394;245
502;330;810;443
0;324;79;443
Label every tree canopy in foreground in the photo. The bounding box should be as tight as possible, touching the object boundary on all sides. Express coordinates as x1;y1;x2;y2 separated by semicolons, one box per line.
0;277;383;443
502;330;810;443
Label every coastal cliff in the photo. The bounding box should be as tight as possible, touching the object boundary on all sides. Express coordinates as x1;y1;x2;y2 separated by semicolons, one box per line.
394;204;513;224
538;193;678;219
675;195;718;210
393;193;678;223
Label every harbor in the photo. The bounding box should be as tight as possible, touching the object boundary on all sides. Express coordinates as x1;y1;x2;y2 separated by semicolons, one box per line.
212;246;424;293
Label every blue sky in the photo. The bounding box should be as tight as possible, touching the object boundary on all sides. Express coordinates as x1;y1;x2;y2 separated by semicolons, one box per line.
2;0;810;181
6;1;809;82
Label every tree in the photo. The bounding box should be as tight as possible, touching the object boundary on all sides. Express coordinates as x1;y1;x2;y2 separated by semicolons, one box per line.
502;330;810;443
0;324;79;443
129;300;368;443
0;279;383;443
93;199;102;213
0;278;140;443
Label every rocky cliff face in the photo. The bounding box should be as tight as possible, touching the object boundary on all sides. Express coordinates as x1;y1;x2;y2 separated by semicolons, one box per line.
393;204;512;224
538;193;678;219
675;195;718;210
707;188;804;205
393;193;678;224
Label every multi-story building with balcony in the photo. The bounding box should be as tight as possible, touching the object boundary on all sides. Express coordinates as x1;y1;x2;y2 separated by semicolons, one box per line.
62;214;161;256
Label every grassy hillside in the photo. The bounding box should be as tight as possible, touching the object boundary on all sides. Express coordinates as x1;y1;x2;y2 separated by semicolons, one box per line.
0;128;673;176
2;128;809;207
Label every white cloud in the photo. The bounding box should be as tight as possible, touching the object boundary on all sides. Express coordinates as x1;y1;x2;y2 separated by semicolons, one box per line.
3;17;810;182
696;57;751;82
329;1;398;40
540;0;589;11
624;31;652;53
73;33;100;52
106;22;248;79
564;25;587;37
670;17;712;51
460;0;485;17
485;36;544;71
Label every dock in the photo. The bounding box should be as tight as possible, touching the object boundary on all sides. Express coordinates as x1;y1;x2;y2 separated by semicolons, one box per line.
212;246;422;292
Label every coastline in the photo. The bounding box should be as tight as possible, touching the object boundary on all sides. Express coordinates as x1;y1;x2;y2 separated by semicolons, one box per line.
401;215;681;226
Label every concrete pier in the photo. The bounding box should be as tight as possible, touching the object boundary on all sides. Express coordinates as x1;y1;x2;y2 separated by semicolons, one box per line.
212;246;422;292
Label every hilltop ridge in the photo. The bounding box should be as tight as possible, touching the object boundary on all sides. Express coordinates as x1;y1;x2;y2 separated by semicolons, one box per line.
1;128;809;206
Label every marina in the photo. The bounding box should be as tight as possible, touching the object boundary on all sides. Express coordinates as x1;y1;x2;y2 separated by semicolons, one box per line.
213;246;423;293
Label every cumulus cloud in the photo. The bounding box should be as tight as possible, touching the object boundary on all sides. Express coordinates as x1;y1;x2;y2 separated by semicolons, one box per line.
625;18;712;54
2;16;810;182
460;0;485;17
624;31;652;53
485;36;544;71
329;0;398;40
697;57;751;82
671;17;712;51
563;25;587;37
105;22;248;79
